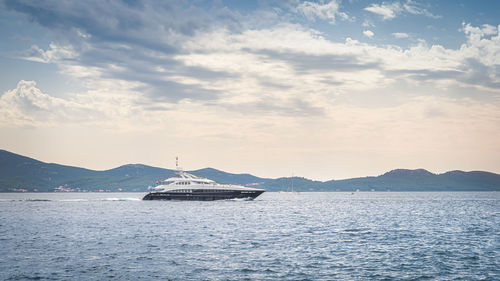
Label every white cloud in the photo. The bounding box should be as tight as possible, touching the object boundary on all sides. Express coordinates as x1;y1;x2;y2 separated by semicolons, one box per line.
0;80;160;129
11;1;495;113
365;1;439;20
364;2;401;20
362;19;375;27
295;0;350;24
363;30;374;38
403;0;440;19
460;23;500;67
12;18;500;121
180;21;500;111
0;80;94;126
392;32;409;38
19;43;76;63
461;23;498;41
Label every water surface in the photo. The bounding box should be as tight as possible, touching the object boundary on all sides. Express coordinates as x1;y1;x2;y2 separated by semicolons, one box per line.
1;192;498;280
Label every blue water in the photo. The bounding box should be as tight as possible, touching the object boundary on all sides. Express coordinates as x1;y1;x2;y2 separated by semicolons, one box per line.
1;192;499;280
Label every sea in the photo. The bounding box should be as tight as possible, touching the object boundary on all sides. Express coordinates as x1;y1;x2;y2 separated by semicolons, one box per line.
0;192;498;280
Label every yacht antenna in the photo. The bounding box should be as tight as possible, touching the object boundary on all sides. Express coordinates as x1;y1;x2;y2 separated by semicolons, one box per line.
176;156;184;172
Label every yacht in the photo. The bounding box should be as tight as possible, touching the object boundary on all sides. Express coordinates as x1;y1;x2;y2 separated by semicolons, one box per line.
143;159;265;201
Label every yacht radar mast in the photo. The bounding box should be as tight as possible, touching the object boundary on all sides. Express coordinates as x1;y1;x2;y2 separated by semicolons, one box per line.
175;156;183;171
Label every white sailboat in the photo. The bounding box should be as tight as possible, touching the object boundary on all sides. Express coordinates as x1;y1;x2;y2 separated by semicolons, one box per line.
279;172;300;194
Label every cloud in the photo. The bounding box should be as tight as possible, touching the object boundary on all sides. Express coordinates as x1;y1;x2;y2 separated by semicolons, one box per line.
403;0;440;19
295;0;350;24
461;23;498;41
365;1;439;20
17;44;76;63
0;80;97;126
4;0;236;104
248;48;381;73
364;2;401;20
392;32;409;38
4;0;500;124
363;30;374;38
362;19;375;27
458;23;500;89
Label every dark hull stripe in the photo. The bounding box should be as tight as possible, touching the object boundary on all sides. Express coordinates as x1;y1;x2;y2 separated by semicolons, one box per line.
143;190;264;201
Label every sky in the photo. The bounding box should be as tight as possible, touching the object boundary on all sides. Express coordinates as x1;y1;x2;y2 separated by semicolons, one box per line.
0;0;499;180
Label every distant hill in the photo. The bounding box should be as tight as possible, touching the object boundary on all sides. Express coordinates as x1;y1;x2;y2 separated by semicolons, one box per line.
320;169;500;191
0;150;173;192
0;150;499;192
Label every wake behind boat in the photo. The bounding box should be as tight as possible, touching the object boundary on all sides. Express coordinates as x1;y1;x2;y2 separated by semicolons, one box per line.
143;158;265;201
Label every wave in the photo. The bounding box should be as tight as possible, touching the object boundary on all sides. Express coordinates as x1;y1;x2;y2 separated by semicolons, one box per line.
100;197;142;201
0;199;54;202
226;197;254;201
0;197;142;202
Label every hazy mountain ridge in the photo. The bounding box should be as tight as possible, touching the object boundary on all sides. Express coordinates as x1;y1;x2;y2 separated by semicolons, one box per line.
1;150;499;192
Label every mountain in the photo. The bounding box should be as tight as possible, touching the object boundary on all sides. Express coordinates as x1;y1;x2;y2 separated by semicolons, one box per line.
1;149;499;192
320;168;500;191
0;150;172;192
